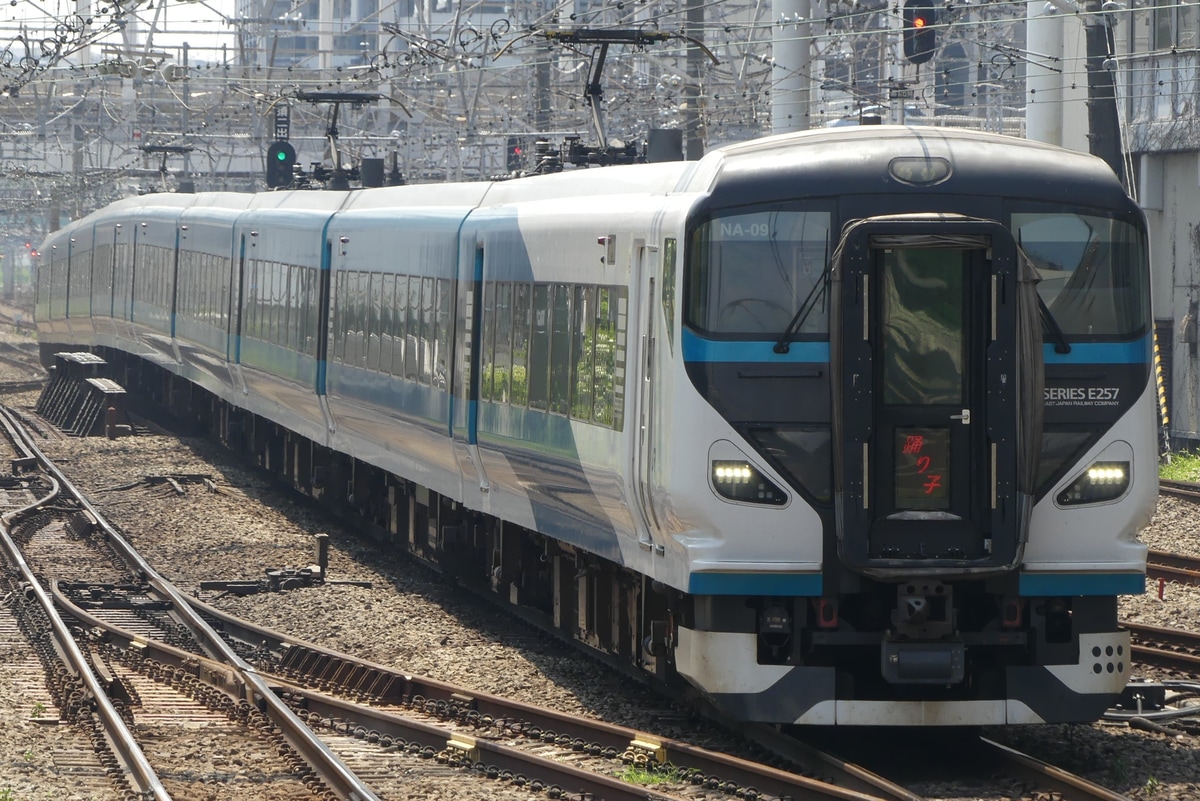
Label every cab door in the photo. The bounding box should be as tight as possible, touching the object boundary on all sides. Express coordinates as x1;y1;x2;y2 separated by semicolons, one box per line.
834;216;1040;575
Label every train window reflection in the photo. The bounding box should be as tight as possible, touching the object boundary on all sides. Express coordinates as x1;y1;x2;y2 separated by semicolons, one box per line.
686;207;831;337
492;283;513;403
477;281;625;430
529;284;551;410
1013;211;1150;339
550;283;572;415
571;285;596;421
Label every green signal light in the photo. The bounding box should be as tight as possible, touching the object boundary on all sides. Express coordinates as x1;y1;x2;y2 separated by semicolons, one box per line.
276;150;288;161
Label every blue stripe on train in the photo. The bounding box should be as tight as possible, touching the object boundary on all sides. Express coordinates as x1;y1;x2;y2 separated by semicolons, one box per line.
1018;572;1145;596
1043;336;1152;365
688;571;823;596
681;330;829;363
681;331;1151;365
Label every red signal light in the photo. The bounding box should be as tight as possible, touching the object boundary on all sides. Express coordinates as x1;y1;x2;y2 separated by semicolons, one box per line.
902;0;937;64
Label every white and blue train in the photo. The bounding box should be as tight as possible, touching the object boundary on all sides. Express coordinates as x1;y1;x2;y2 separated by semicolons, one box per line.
37;126;1157;726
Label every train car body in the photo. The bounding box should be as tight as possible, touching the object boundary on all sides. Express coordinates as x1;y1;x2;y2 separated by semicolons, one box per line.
37;127;1156;726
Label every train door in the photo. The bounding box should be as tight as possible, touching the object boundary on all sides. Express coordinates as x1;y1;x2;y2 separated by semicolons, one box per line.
227;232;251;400
314;239;333;393
93;226;118;340
62;238;76;338
451;243;488;498
630;241;660;550
113;223;135;342
834;216;1040;574
229;232;246;364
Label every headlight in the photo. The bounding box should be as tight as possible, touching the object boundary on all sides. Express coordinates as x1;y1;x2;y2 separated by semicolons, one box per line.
710;460;787;506
1057;461;1130;505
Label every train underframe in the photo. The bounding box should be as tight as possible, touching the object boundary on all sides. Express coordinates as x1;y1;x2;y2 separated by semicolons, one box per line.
98;350;1129;726
104;351;677;679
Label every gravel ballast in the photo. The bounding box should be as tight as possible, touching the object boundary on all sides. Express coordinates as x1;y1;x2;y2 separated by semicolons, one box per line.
0;344;1198;798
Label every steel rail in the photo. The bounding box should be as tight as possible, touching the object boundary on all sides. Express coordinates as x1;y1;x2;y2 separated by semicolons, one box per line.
0;407;170;800
1146;549;1200;586
0;405;382;801
978;738;1133;801
1159;478;1200;501
286;686;698;801
61;590;696;801
1122;620;1200;672
187;594;915;801
0;379;51;393
57;586;891;801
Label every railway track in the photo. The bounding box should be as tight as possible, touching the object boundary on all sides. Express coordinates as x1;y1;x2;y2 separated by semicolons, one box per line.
1159;477;1200;502
1;398;1146;800
1122;620;1200;674
0;405;376;800
60;578;1144;801
57;581;906;801
0;402;909;801
189;588;919;801
974;739;1134;801
1146;549;1200;586
0;340;46;393
0;412;169;798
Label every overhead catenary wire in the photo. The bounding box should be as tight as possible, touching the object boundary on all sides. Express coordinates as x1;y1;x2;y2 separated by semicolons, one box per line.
0;0;1181;209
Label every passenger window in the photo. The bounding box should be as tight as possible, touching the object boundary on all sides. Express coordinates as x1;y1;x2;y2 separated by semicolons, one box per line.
1014;211;1150;338
481;282;496;402
246;260;260;340
406;276;421;380
273;263;287;347
662;239;677;350
511;284;531;406
685;208;831;337
420;276;434;385
612;288;628;431
529;284;551;410
398;275;412;376
304;267;318;356
571;285;596;421
367;272;382;371
550;283;571;416
380;274;396;373
492;283;513;404
594;287;615;427
331;271;346;363
435;278;451;389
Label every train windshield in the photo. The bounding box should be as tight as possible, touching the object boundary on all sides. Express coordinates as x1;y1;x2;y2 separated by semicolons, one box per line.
1012;209;1150;339
685;206;831;338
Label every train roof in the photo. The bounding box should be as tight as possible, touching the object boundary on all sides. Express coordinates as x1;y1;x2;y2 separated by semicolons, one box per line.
476;161;695;206
684;126;1134;209
47;127;1132;249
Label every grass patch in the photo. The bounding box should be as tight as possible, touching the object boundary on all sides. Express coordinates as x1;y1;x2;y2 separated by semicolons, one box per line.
1159;450;1200;482
617;763;683;786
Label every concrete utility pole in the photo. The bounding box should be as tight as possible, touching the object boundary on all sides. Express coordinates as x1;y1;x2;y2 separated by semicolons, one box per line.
1026;0;1064;146
772;0;812;134
535;40;552;134
1083;0;1125;188
684;0;705;159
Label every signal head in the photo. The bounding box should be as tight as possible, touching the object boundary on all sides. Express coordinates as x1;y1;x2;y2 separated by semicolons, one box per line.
266;141;298;188
902;0;938;65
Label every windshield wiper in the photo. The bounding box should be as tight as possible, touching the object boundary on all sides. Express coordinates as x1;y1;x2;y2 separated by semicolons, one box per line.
774;270;830;354
1039;296;1071;354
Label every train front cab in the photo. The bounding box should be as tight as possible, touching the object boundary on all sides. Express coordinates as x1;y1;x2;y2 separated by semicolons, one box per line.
672;198;1154;726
